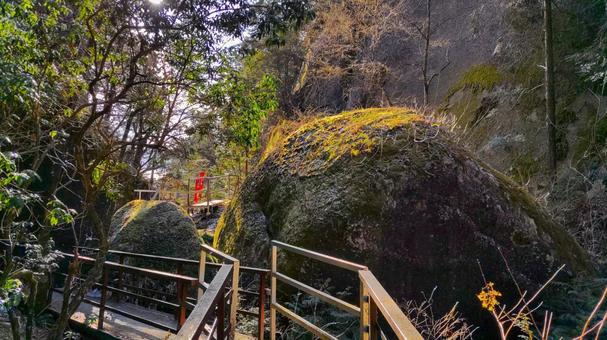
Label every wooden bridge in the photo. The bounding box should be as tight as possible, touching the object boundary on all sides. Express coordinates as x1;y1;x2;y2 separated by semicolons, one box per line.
134;175;238;215
50;242;423;340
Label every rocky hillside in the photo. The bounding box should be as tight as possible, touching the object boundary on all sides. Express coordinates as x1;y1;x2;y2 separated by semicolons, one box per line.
215;107;595;331
249;0;607;267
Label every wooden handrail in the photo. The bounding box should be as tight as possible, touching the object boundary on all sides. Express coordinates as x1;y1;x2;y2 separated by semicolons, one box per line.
73;246;267;338
269;241;423;340
273;271;360;315
169;264;233;340
359;270;423;340
200;245;240;338
272;302;337;340
59;252;197;283
75;246;268;274
202;244;238;264
55;252;197;332
271;240;368;272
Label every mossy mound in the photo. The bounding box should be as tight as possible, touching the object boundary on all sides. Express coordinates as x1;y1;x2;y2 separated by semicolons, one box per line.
215;107;594;328
110;200;201;260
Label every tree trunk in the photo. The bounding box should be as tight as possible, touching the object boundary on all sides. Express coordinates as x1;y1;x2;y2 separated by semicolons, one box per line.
244;150;249;177
8;309;20;340
422;0;432;106
544;0;557;177
53;198;110;340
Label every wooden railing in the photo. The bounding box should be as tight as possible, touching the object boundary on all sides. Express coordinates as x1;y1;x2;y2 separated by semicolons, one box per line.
74;246;269;339
134;174;239;212
170;263;234;340
52;242;421;339
169;245;240;339
270;241;423;340
53;252;198;332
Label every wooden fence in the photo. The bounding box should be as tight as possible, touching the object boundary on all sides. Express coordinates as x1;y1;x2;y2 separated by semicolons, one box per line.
64;246;268;339
270;241;423;340
134;174;239;213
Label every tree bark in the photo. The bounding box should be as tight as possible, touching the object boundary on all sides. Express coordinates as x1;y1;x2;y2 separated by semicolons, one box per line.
544;0;557;177
422;0;432;106
8;309;20;340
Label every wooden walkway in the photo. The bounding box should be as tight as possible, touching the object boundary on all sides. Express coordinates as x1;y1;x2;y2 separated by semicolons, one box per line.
48;243;422;340
190;199;226;209
50;292;174;340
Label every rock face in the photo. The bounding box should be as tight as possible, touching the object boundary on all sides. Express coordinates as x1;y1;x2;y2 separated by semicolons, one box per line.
110;200;200;259
215;108;594;324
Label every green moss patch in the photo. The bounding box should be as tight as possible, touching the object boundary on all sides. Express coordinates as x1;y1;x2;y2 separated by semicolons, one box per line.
448;64;503;97
262;107;424;176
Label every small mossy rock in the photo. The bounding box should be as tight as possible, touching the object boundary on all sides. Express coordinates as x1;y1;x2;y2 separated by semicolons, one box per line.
110;200;200;260
215;108;595;329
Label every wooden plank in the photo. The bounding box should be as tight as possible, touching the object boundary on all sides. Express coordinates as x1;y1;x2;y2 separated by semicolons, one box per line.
51;290;179;333
271;241;367;272
190;199;226;208
358;270;423;340
50;291;177;338
272;302;337;340
101;302;178;333
105;285;180;309
273;272;360;316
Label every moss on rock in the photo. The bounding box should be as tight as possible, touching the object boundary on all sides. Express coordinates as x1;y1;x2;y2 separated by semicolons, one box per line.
215;107;595;329
110;200;201;260
448;64;503;98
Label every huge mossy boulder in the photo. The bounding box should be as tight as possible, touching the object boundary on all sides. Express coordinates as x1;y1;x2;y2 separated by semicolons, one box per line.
214;108;595;325
110;200;200;259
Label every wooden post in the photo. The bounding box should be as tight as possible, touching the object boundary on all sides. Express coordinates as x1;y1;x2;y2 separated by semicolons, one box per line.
270;246;277;340
359;272;378;340
229;260;240;338
178;280;188;329
98;267;108;330
206;177;211;215
360;278;369;340
258;272;267;340
115;254;125;302
198;249;207;300
217;285;226;340
186;178;191;209
369;297;379;339
175;280;183;321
